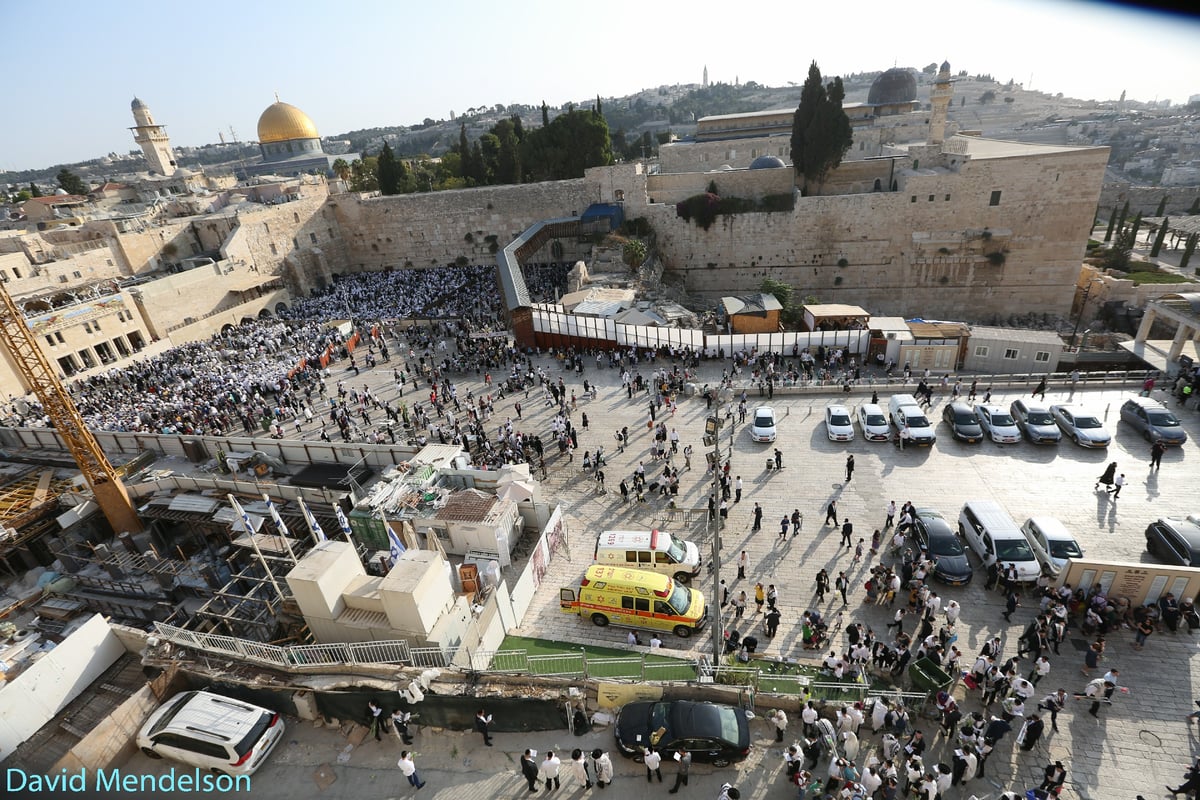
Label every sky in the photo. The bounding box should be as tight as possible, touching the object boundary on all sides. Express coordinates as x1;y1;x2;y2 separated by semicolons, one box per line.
1;0;1198;172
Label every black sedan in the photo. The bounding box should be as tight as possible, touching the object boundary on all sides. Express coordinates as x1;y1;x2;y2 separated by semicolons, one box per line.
942;402;983;443
1145;518;1200;567
912;508;973;585
615;700;750;767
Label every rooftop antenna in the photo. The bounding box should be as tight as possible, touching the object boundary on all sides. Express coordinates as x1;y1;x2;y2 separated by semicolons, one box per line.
275;91;280;103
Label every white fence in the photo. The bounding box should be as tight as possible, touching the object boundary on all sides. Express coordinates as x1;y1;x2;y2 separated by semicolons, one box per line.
530;306;868;356
151;622;430;669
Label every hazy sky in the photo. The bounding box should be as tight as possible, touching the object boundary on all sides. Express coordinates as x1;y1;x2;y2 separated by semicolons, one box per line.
2;0;1197;172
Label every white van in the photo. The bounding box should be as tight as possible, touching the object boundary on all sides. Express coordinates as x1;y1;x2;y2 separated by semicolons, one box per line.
958;500;1040;581
888;394;936;446
594;529;702;583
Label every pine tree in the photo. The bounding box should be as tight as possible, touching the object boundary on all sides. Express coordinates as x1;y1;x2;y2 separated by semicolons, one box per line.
1104;207;1118;242
56;168;88;195
1150;218;1169;257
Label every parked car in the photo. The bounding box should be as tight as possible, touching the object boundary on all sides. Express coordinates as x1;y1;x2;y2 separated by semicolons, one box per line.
1145;518;1200;567
857;403;891;442
1119;396;1188;445
911;508;973;585
976;404;1022;444
941;402;983;443
825;404;855;442
615;700;751;767
750;406;777;443
1010;399;1061;444
958;500;1041;582
1049;405;1111;448
1021;517;1084;575
137;690;286;776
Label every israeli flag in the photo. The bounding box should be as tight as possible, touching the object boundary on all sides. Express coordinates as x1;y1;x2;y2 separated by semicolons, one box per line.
387;522;406;564
334;505;354;542
296;498;328;543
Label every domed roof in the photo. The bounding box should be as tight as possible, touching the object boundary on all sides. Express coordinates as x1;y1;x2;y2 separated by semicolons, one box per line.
867;68;918;106
749;155;787;170
257;101;320;144
131;97;146;110
941;60;951;74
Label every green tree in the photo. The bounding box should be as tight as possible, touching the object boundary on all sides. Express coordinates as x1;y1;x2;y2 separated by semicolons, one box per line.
541;101;550;128
622;239;647;269
28;182;42;198
56;168;88;195
376;142;404;195
496;121;522;185
14;190;31;202
349;155;379;192
789;62;853;194
1189;197;1200;215
1104;206;1118;242
1155;196;1169;216
520;107;613;181
1128;212;1143;243
1181;233;1198;271
1150;218;1169;257
759;278;804;329
331;158;351;181
1116;199;1129;233
1105;226;1134;271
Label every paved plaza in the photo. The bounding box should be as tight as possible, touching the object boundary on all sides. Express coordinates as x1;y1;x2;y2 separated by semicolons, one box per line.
108;342;1200;800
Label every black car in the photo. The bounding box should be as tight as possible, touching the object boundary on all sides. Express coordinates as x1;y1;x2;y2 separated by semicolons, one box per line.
941;402;983;443
615;700;750;768
911;508;973;585
1145;518;1200;567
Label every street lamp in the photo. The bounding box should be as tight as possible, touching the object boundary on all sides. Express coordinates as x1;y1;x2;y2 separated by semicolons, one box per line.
704;399;734;667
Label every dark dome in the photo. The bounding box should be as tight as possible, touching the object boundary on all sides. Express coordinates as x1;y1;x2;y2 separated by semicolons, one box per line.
748;155;787;170
131;97;146;111
867;68;918;105
941;60;951;73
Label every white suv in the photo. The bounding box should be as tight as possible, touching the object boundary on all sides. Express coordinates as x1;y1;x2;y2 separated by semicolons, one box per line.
137;690;286;776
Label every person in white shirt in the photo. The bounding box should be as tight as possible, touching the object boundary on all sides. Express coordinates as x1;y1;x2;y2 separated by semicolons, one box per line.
1030;656;1051;686
771;709;788;742
802;701;820;737
649;634;663;649
541;750;562;791
397;751;426;789
643;746;663;782
944;600;961;626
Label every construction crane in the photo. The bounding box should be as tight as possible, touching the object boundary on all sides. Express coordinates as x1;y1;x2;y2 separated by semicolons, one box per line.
0;284;142;535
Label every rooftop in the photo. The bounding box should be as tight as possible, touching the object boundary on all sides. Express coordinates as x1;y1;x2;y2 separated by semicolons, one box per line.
968;325;1065;345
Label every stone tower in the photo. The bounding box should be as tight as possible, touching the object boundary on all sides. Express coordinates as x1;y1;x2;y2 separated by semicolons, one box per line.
703;65;708;88
129;97;177;175
927;61;954;146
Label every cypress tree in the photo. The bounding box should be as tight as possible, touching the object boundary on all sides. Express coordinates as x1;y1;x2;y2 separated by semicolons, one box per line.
1181;233;1197;271
541;101;550;128
377;142;402;196
1116;200;1129;233
1155;196;1168;216
1150;218;1169;257
1104;207;1117;242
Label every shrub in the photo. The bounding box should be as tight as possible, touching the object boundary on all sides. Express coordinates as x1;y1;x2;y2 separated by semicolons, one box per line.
837;258;849;268
464;232;474;243
938;247;951;255
834;276;844;286
676;193;721;231
455;255;469;266
986;251;1006;266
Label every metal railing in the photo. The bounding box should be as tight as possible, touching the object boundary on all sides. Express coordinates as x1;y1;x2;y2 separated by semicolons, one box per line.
154;622;419;669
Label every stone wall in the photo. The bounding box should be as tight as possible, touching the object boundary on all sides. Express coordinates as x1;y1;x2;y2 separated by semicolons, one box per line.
632;145;1109;322
646;167;794;205
328;180;594;274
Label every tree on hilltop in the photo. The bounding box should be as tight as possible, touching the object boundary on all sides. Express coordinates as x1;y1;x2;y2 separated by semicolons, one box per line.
57;168;88;196
377;142;406;196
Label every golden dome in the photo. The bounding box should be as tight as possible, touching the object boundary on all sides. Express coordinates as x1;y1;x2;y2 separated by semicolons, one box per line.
257;101;319;144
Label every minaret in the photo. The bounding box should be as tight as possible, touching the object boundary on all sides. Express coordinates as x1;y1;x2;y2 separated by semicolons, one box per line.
703;65;708;88
927;61;954;146
129;97;177;175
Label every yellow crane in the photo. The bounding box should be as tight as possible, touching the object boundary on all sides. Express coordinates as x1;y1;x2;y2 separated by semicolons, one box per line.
0;285;142;534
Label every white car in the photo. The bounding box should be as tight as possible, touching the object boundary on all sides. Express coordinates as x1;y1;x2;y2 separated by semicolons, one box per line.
137;690;286;776
857;403;891;442
750;406;777;443
825;404;855;442
976;404;1021;444
1021;517;1084;576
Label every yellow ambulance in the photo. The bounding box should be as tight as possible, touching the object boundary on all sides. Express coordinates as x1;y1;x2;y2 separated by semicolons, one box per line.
560;564;708;638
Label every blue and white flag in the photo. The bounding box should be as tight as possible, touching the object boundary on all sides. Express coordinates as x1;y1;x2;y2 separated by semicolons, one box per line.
262;494;291;537
334;505;355;542
296;498;327;544
386;518;406;564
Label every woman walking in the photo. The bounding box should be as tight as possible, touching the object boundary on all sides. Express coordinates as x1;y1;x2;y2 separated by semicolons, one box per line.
1095;462;1117;492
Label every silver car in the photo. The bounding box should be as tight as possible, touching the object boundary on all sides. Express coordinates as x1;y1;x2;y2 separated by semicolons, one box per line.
1119;397;1188;445
1049;404;1111;448
1010;398;1061;444
976;404;1021;444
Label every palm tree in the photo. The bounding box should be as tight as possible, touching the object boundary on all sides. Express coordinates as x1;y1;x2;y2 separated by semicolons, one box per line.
332;158;351;181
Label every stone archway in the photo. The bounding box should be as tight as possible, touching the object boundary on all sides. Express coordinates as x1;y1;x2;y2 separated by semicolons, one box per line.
221;323;236;334
275;302;289;315
258;308;272;319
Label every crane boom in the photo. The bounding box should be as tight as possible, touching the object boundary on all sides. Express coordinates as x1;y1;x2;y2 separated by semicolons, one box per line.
0;284;142;534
